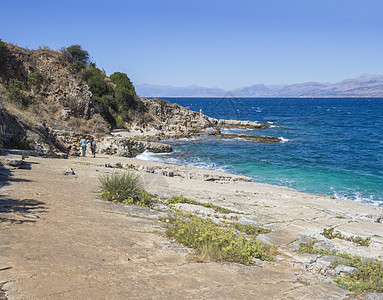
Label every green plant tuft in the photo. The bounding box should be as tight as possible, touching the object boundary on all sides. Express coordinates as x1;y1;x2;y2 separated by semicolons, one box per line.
99;171;152;207
322;227;371;246
229;222;271;237
165;214;275;264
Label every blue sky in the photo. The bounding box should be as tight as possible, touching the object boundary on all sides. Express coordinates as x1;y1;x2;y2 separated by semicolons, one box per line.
2;0;382;89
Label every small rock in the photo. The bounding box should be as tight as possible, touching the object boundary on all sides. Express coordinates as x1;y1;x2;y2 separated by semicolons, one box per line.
0;155;24;168
63;168;75;175
60;108;71;120
162;170;174;177
334;265;357;276
316;255;342;268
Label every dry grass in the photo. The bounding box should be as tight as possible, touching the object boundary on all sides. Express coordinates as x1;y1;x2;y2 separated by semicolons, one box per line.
2;100;39;127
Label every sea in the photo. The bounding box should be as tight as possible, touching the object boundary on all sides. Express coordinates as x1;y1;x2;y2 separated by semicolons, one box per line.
137;97;383;207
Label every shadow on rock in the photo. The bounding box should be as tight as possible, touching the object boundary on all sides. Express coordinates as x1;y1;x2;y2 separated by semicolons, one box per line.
0;163;33;189
0;197;46;224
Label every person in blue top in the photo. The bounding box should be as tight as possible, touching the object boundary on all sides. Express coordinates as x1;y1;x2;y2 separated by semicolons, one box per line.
80;138;86;156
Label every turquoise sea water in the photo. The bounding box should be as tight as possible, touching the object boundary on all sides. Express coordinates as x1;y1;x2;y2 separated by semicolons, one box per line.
138;97;383;207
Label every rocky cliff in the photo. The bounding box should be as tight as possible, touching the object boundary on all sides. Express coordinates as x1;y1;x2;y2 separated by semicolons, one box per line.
0;43;108;155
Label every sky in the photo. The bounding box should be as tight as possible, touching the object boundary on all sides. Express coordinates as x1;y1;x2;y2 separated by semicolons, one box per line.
1;0;383;90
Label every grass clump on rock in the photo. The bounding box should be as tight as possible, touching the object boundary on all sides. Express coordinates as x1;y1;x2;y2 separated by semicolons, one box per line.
322;227;371;246
167;195;238;214
165;214;275;265
99;171;152;207
335;256;383;294
298;241;383;294
230;222;271;238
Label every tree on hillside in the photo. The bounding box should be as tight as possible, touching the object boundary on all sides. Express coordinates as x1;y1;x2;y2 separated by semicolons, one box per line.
61;45;90;64
85;66;111;99
109;72;136;96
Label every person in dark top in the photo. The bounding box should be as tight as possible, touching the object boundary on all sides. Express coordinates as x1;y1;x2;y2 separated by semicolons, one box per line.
90;138;96;157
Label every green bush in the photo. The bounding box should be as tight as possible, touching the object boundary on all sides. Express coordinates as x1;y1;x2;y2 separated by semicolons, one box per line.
85;66;112;99
109;72;136;95
99;171;152;207
6;78;31;107
68;61;86;73
61;45;89;64
166;214;275;264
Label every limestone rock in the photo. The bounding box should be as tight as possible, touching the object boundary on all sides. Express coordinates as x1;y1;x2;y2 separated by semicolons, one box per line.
216;119;269;128
141;98;269;132
98;136;172;157
0;154;24;168
362;293;383;300
206;131;281;143
333;264;357;276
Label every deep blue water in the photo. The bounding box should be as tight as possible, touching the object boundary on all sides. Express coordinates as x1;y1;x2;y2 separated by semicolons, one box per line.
138;97;383;207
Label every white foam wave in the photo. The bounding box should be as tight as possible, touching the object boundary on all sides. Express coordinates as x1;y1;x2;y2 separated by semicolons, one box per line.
279;137;291;143
333;191;382;207
136;150;163;161
177;136;200;141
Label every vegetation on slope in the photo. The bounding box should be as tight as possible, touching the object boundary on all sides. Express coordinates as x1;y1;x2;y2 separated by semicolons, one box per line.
0;41;150;134
60;44;150;130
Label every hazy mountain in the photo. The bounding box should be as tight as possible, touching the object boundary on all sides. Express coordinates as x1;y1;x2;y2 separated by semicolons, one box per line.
136;74;383;98
136;84;227;97
231;84;274;97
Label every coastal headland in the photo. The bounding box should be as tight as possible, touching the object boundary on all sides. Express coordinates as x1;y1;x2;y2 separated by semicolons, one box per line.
1;42;383;299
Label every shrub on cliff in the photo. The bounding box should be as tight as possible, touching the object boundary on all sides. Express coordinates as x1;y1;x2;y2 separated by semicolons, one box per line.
110;72;136;95
60;45;90;73
0;39;8;65
6;78;31;107
110;71;139;111
85;66;112;99
27;72;45;91
110;71;147;120
61;45;90;64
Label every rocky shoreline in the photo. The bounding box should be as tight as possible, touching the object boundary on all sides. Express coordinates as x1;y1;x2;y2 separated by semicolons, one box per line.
1;153;383;299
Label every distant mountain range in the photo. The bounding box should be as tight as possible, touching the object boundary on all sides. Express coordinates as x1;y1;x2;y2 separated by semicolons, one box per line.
136;74;383;98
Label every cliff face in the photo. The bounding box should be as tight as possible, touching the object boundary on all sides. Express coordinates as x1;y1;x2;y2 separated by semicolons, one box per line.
0;43;108;155
0;44;95;119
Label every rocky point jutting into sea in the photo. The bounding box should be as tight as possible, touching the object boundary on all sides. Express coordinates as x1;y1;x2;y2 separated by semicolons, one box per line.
1;42;383;299
0;42;273;158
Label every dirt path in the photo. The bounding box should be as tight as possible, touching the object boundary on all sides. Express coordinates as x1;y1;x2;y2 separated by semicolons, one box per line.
0;155;353;299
